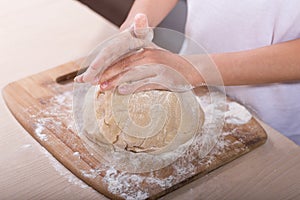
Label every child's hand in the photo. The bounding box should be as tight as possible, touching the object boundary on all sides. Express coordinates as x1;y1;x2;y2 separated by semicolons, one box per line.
74;13;153;84
97;48;205;94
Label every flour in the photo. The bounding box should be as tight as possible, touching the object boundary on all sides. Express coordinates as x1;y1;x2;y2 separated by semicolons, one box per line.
83;90;252;199
197;93;252;125
54;93;68;104
25;84;252;199
102;166;178;200
103;167;149;200
29;89;76;143
73;152;80;158
35;123;47;141
173;162;195;176
26;88;89;188
80;169;101;179
225;102;252;125
40;147;89;189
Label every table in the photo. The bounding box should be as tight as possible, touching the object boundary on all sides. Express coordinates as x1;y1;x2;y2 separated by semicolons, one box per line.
1;1;299;199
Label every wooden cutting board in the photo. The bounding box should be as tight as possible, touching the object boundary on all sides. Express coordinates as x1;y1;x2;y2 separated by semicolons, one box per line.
2;60;267;200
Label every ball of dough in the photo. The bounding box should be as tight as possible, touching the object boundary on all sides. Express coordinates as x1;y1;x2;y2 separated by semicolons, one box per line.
83;86;204;154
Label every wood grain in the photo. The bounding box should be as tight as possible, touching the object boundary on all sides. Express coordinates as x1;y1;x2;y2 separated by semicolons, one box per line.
2;61;267;200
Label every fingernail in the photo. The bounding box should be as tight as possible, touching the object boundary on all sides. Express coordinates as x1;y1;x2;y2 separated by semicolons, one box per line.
100;81;108;89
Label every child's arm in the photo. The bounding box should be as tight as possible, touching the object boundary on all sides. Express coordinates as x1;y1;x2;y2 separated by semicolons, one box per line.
96;38;300;93
208;38;300;85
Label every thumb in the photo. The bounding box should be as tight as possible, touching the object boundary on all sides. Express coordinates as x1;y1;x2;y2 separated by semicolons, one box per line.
133;13;153;40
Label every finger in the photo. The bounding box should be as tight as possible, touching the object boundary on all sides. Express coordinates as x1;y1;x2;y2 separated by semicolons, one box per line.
99;65;156;91
99;48;173;84
99;70;129;91
98;57;131;84
98;49;150;83
82;62;105;83
74;43;126;83
133;13;150;39
74;73;84;83
74;25;153;84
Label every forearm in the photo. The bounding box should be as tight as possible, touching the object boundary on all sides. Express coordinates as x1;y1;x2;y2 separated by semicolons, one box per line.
209;39;300;86
120;0;178;30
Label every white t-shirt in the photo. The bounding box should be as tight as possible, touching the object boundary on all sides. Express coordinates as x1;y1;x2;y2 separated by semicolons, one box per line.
184;0;300;144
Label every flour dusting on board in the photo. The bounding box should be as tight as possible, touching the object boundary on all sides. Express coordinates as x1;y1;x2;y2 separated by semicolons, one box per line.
196;92;252;125
35;123;47;141
25;87;89;189
40;147;89;189
95;91;251;199
80;169;101;179
25;84;254;200
73;151;80;158
102;166;178;200
29;89;76;142
225;102;252;125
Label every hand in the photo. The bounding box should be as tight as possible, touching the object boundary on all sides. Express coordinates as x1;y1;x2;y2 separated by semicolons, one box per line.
74;13;153;84
97;48;204;94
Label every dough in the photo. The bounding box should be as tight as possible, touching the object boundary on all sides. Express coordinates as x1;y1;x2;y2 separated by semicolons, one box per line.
83;86;204;154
